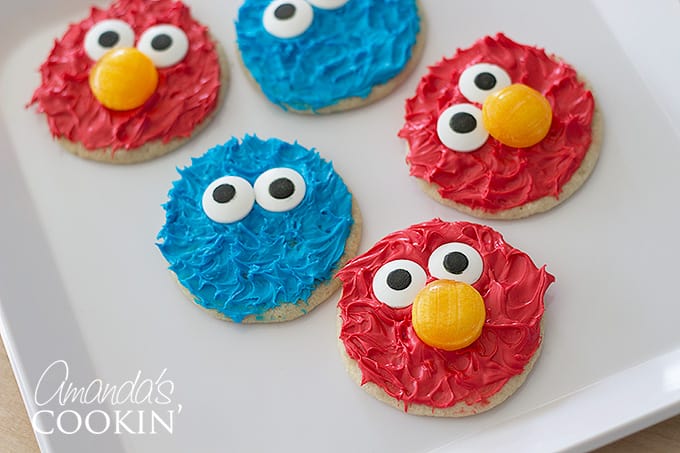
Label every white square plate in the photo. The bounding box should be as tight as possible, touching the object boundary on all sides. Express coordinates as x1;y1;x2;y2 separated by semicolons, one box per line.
2;0;680;451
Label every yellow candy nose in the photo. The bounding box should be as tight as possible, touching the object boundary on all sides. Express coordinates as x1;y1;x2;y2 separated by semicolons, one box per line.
481;83;553;148
89;48;158;111
411;280;485;351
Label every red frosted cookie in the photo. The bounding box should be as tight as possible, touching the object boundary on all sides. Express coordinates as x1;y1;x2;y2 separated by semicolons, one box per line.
29;0;227;163
337;219;554;416
399;33;601;219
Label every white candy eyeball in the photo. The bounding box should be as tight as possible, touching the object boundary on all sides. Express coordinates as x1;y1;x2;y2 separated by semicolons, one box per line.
202;176;255;224
459;63;512;104
263;0;313;39
436;104;489;152
137;24;189;68
306;0;350;9
428;242;484;285
372;260;427;308
253;168;306;212
84;19;135;61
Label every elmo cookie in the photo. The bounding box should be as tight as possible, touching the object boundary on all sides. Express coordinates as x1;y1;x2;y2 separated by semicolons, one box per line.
338;219;554;416
399;34;601;219
235;0;423;113
29;0;228;164
158;135;361;323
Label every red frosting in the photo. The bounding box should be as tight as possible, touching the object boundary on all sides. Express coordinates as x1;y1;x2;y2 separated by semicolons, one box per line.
337;219;554;410
29;0;221;152
398;33;595;213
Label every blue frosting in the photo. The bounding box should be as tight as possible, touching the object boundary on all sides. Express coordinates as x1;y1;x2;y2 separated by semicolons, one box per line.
236;0;420;111
157;135;354;322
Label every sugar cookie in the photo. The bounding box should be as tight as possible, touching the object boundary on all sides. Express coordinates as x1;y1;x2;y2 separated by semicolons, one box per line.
158;135;361;323
338;219;554;416
29;0;227;163
399;33;600;219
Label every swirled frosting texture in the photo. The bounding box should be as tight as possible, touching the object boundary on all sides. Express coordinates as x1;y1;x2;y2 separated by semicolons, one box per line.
399;34;595;213
29;0;221;152
158;136;354;322
338;219;554;409
236;0;420;111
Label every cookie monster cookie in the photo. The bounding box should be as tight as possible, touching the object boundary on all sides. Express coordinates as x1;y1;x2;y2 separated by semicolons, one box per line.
29;0;228;164
158;135;361;323
338;219;554;416
235;0;424;113
399;33;601;219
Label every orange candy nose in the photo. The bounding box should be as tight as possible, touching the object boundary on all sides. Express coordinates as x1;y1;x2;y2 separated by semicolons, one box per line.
482;83;553;148
89;48;158;111
411;280;486;351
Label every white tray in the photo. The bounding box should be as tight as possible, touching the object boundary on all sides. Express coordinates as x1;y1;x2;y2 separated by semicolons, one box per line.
2;0;680;451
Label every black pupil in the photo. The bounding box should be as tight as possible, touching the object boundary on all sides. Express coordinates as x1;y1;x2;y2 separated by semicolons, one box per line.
269;178;295;200
274;4;296;20
386;269;412;291
443;252;469;275
474;72;497;90
450;112;477;134
98;31;120;48
151;34;173;51
212;184;236;203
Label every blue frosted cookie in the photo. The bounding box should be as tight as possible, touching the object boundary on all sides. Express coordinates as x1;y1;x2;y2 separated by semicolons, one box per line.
157;135;361;322
235;0;423;113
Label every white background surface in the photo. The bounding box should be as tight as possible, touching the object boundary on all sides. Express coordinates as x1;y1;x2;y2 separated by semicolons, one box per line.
2;0;680;452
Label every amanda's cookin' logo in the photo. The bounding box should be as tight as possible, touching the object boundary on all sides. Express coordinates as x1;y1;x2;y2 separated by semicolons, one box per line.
31;360;183;435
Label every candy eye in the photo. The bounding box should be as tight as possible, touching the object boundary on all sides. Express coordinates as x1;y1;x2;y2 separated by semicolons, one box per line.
459;63;512;104
372;260;427;308
306;0;350;9
84;19;135;61
202;176;255;224
436;104;489;152
137;24;189;68
428;242;483;285
253;168;306;212
263;0;313;39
